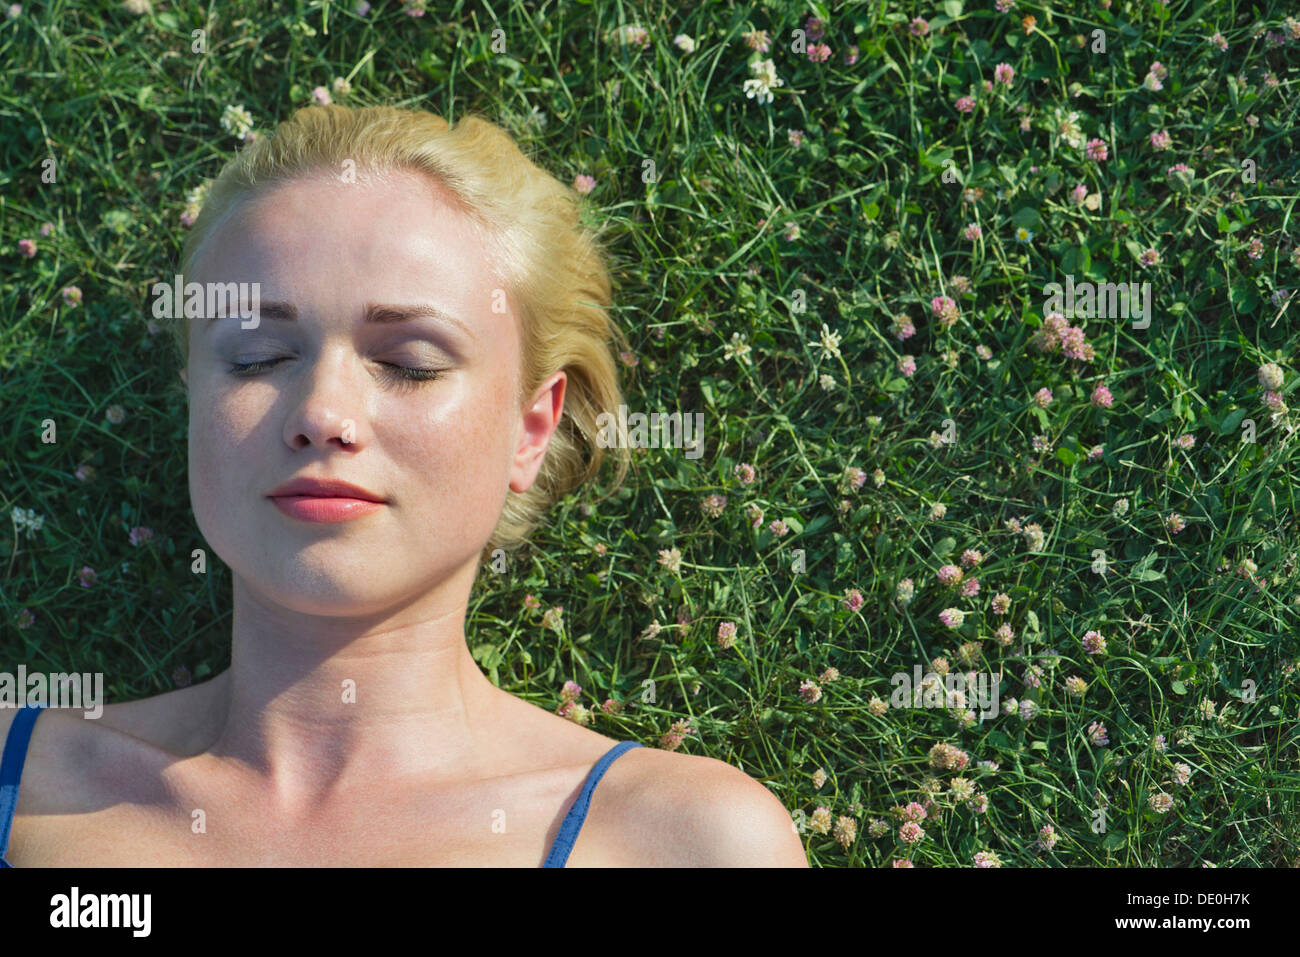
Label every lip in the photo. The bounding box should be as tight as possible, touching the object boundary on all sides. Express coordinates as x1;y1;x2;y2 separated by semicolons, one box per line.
266;477;386;502
270;496;384;523
266;476;387;524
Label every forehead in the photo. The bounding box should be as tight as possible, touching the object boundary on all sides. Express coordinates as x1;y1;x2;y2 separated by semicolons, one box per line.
191;168;502;304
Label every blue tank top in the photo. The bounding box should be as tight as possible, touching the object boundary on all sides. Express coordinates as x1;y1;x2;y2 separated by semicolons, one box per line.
0;704;642;867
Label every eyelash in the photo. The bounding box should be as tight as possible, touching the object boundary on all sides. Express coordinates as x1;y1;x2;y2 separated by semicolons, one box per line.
228;358;443;389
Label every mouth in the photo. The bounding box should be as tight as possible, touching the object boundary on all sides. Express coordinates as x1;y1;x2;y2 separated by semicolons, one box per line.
265;476;388;522
268;495;386;523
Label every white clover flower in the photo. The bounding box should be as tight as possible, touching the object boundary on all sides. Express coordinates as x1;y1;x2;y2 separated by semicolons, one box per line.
219;104;255;140
618;24;649;47
723;331;753;364
751;58;778;85
1259;362;1285;391
819;324;842;360
185;181;211;208
12;507;46;538
742;59;784;105
1051;107;1086;150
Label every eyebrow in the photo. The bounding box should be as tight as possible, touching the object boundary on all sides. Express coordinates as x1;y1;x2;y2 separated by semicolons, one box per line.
210;301;475;338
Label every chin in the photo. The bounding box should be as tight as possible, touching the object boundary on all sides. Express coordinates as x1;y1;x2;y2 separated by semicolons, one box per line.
242;569;404;618
235;545;479;617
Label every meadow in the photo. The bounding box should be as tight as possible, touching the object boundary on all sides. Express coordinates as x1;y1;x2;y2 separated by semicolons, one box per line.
3;0;1299;867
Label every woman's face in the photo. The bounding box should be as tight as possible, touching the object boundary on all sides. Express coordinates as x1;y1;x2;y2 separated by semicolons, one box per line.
184;168;562;615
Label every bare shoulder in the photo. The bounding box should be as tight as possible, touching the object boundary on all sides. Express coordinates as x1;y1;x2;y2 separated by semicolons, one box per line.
600;746;810;867
0;704;104;778
0;705;102;818
0;682;220;817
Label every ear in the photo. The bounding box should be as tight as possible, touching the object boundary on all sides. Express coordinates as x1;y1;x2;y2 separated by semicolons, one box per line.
508;371;566;494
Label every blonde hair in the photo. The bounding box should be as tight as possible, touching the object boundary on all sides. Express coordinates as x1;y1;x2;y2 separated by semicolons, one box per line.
173;104;630;558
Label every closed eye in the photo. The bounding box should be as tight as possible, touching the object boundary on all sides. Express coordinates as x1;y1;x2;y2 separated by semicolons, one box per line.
228;358;444;386
228;358;289;376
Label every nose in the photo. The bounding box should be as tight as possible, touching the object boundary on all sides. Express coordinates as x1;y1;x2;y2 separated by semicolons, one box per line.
282;345;372;451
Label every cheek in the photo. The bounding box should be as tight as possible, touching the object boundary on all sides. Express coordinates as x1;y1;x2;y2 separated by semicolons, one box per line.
193;388;262;457
380;380;516;562
401;383;517;509
188;387;270;521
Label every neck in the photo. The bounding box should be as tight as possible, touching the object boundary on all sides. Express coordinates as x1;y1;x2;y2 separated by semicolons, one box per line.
200;562;502;815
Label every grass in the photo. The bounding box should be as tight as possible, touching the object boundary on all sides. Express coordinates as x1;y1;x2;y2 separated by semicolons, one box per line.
3;0;1300;867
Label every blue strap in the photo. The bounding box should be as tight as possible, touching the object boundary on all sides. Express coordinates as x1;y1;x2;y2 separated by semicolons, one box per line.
0;704;45;868
543;740;643;868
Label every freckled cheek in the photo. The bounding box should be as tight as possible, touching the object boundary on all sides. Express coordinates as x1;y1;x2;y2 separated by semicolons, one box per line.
397;387;516;511
189;389;273;505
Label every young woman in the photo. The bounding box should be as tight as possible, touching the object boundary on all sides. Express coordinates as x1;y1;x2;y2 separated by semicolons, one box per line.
0;105;808;867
